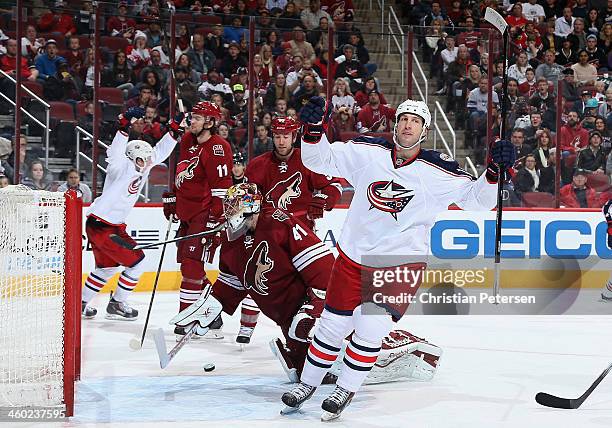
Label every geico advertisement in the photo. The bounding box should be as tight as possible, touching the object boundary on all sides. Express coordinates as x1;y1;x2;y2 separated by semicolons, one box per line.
82;207;612;275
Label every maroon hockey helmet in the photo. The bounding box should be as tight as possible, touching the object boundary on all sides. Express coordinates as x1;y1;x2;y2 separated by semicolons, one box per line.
191;101;223;120
271;116;300;135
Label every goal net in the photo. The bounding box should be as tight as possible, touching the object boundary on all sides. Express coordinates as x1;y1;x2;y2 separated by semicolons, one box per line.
0;186;81;416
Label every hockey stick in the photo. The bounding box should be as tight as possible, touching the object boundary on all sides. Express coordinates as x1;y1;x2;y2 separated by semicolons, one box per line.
535;362;612;409
153;323;210;369
130;218;174;350
171;68;186;114
484;7;509;300
110;222;225;250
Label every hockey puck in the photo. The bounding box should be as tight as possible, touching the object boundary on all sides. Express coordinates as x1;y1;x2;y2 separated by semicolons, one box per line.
129;338;142;350
203;363;216;372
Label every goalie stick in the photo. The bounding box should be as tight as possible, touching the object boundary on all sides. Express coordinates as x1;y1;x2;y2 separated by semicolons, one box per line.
110;222;225;250
535;362;612;409
484;7;509;301
153;323;210;369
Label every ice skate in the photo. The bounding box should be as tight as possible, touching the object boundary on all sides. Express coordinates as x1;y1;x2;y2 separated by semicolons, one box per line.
321;385;354;422
280;382;316;415
105;297;138;320
236;325;254;350
205;314;224;339
82;301;97;319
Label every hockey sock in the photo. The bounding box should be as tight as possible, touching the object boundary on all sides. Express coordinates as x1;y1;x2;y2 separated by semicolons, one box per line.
179;259;209;311
112;271;139;302
82;267;118;303
336;334;381;392
240;295;260;328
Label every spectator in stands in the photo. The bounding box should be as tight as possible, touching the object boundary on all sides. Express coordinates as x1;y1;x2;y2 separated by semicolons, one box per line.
423;1;451;28
535;49;564;84
511;128;534;168
172;66;198;110
77;101;94;134
308;16;330;55
445;44;472;111
35;40;66;82
467;77;499;138
252;53;272;93
75;0;93;35
573;0;589;19
287;57;323;93
21;25;44;60
577;130;606;173
508;51;531;84
560;168;598;207
457;65;482;130
64;36;85;77
126;84;157;109
276;2;302;31
585;8;604;36
332;105;355;135
260;44;277;79
574;90;595;118
560;110;590;154
226;84;248;125
541;20;558;54
274;98;288;117
43;60;79;103
38;3;76;37
585;34;607;71
0;175;8;188
187;33;216;76
514;155;546;197
174;24;191;57
519;68;538;97
334;44;366;90
571;49;598;86
291;74;318;112
456;17;480;50
356;89;395;133
596;116;611;153
424;19;447;69
301;0;332;30
532;128;554;169
22;160;52;191
102;50;134;99
0;39;38;102
80;48;97;100
594;81;607;103
126;31;151;77
523;0;546;23
264;72;291;110
599;24;612;53
525;112;548;147
503;78;524;120
567;18;588;51
198;68;232;102
141;50;169;92
322;0;355;23
554;7;576;39
555;37;578;66
582;98;600;130
224;16;248;45
203;24;224;60
274;42;294;74
506;3;528;31
543;0;563;21
331;77;355;114
290;26;316;62
560;68;580;103
107;1;136;39
354;76;386;108
435;35;458;95
529;77;556;128
219;41;246;79
176;54;201;83
253;124;274;157
599;88;612;119
58;168;92;202
255;8;278;43
312;49;336;80
346;31;375;76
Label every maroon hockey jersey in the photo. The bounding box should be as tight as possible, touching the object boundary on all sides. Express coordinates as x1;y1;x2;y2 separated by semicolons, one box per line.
213;206;333;326
174;132;233;222
245;148;342;226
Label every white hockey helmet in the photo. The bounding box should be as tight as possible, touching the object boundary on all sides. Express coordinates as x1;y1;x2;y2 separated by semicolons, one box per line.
223;183;262;241
394;99;431;149
125;139;153;170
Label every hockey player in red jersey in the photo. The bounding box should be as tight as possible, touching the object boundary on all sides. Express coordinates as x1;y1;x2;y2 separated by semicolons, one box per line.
234;115;343;345
162;101;233;337
281;96;516;421
82;107;183;320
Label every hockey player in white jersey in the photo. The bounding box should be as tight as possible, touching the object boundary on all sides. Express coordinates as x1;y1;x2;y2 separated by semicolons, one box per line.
81;107;185;320
281;96;516;421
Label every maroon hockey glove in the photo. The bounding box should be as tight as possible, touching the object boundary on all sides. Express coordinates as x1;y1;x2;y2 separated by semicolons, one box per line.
167;112;186;140
288;288;326;342
307;193;328;221
203;218;224;263
162;191;177;222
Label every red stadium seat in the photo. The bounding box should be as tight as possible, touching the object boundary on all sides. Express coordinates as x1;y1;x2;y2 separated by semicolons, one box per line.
22;81;44;98
587;173;610;192
40;33;65;48
149;164;169;185
522;192;555;207
98;87;125;105
100;36;130;53
78;35;92;49
232;128;247;145
195;15;222;25
194;27;214;37
49;101;75;122
175;13;196;24
75;101;101;119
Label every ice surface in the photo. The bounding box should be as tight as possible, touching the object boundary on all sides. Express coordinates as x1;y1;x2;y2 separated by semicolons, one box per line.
20;291;612;428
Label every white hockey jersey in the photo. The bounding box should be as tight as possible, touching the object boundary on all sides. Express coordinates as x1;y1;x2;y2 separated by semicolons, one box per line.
301;134;498;266
87;131;177;225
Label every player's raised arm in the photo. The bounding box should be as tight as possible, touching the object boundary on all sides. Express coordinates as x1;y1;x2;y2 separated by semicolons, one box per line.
150;113;186;167
299;96;365;183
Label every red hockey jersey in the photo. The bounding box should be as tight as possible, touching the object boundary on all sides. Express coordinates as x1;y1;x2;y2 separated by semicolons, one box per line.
174;132;233;222
213;207;333;326
245;148;342;226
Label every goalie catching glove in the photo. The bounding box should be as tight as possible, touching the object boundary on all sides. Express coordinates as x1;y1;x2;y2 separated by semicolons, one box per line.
288;288;326;342
169;284;223;335
299;96;332;144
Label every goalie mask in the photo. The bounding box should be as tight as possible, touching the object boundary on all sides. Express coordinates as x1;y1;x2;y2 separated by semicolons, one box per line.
125;139;153;172
393;99;431;150
223;182;262;241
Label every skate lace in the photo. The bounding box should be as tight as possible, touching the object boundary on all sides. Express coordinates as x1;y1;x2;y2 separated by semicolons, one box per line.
117;301;133;314
293;383;314;400
238;326;254;337
328;386;350;405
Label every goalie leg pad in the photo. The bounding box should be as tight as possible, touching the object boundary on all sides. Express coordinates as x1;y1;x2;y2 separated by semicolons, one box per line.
169;284;223;330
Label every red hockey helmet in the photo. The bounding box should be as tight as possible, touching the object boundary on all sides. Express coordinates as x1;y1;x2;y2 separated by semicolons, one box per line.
271;116;300;135
191;101;223;120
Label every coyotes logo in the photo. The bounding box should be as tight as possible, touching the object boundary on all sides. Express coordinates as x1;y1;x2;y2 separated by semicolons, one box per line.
175;156;199;188
128;176;142;195
265;171;302;210
244;241;274;296
367;180;414;220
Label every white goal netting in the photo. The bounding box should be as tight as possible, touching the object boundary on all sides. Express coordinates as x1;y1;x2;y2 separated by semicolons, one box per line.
0;186;67;408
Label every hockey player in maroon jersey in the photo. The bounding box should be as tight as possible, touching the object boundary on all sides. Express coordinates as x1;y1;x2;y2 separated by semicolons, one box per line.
234;115;343;345
162;101;233;338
